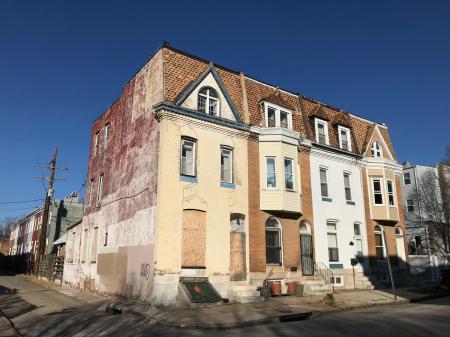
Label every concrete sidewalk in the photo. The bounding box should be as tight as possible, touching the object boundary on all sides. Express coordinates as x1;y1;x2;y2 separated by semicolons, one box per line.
106;286;450;329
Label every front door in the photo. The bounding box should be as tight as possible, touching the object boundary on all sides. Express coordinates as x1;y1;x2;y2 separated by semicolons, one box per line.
300;234;313;275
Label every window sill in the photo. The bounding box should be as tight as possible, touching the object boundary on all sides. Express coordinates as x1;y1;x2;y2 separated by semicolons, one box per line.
285;189;296;193
322;197;332;202
346;200;355;205
180;175;198;183
220;182;235;189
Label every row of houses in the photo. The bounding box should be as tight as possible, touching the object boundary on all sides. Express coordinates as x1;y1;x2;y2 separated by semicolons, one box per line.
7;43;448;306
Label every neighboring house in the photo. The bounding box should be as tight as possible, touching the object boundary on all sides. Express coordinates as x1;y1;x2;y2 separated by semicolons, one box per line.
0;236;9;256
8;193;83;274
402;162;450;281
64;43;408;305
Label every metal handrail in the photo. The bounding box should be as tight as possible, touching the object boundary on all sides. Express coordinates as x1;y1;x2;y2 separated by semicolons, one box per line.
314;261;335;292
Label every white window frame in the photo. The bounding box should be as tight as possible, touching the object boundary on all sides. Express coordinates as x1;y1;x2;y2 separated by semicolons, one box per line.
406;199;414;212
97;174;104;203
371;178;384;206
327;220;339;262
386;179;395;207
264;103;293;130
180;137;197;177
198;87;220;116
343;172;352;201
220;146;233;184
265;217;283;266
374;225;385;260
103;123;110;150
371;141;382;158
338;125;351;151
320;167;329;198
404;172;411;185
315;118;329;145
266;157;277;189
284;157;294;191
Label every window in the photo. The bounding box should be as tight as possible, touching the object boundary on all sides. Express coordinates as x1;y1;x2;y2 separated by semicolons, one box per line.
266;157;276;188
320;168;329;197
343;173;352;201
315;118;328;145
353;223;361;236
220;147;233;184
264;104;292;130
330;276;343;286
87;179;94;204
404;172;411;185
338;126;351;151
407;199;414;212
284;158;294;191
387;180;395;206
93;132;100;157
372;178;383;205
265;217;282;265
198;87;219;116
371;141;382;158
97;174;104;203
374;225;384;259
180;138;196;177
81;229;88;263
103;123;110;150
104;232;108;246
91;227;98;263
327;221;339;262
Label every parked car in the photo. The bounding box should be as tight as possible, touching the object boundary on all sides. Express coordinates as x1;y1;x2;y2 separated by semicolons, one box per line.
439;269;450;288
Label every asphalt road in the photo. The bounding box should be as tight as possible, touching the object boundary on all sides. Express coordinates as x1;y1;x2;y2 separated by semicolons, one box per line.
1;271;449;337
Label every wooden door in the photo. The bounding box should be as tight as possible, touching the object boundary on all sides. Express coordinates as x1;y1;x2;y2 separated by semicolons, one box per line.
181;210;206;268
300;234;313;276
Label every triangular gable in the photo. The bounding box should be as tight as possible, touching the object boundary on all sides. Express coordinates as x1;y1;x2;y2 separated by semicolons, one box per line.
175;64;241;122
364;125;394;160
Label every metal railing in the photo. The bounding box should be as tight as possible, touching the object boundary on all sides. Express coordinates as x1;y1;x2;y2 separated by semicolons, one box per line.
314;261;335;292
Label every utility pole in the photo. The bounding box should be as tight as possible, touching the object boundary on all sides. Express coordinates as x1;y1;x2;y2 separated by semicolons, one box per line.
34;148;57;275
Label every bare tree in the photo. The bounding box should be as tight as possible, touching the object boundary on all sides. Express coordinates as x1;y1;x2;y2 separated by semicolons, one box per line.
0;216;20;238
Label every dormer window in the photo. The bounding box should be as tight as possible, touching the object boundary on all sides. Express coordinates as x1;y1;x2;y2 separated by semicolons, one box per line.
264;103;292;130
198;87;219;116
314;118;329;145
338;126;351;151
371;141;382;158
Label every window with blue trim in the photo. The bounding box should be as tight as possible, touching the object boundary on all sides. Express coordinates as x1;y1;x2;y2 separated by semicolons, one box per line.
181;137;197;177
221;147;233;184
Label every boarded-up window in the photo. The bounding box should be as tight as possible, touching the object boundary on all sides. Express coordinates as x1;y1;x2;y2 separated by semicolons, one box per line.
181;210;206;267
91;227;98;263
81;229;88;263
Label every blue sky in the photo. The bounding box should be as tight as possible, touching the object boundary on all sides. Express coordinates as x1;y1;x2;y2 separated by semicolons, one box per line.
1;0;449;217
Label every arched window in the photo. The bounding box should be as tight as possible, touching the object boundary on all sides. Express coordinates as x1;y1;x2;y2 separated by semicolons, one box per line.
374;225;384;259
265;217;282;265
299;220;311;234
371;141;382;158
395;226;402;236
198;87;219;116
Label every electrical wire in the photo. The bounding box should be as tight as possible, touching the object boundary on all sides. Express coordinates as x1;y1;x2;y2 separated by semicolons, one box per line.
0;199;44;205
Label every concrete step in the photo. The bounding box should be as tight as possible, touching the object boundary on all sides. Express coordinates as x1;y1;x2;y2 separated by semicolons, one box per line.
234;295;264;303
232;290;261;297
302;279;326;285
231;285;257;292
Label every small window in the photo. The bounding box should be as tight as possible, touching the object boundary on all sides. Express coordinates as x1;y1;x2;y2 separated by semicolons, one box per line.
104;232;108;246
374;225;384;259
387;180;395;206
198;87;219;116
91;227;98;263
81;229;88;263
338;126;351;151
93;132;100;157
284;158;294;191
266;157;277;188
327;221;339;262
407;199;414;212
372;178;383;205
343;173;352;201
97;174;104;203
315;119;328;145
404;172;411;185
265;217;282;265
371;141;382;158
220;147;233;184
264;104;292;130
330;276;343;286
181;138;196;177
320;168;329;197
87;179;94;204
103;123;110;150
353;223;361;236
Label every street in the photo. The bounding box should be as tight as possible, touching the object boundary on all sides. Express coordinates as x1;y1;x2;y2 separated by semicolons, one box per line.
1;272;449;337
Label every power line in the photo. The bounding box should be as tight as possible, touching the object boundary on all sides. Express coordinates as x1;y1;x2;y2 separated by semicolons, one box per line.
0;205;41;213
0;199;44;205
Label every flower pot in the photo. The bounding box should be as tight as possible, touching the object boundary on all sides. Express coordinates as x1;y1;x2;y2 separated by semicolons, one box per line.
271;281;282;296
259;286;271;300
286;281;297;295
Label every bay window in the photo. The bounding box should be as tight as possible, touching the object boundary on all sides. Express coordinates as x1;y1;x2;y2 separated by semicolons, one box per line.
266;157;276;188
284;158;294;191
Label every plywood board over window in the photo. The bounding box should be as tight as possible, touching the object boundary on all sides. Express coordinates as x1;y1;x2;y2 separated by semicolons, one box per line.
181;210;206;268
